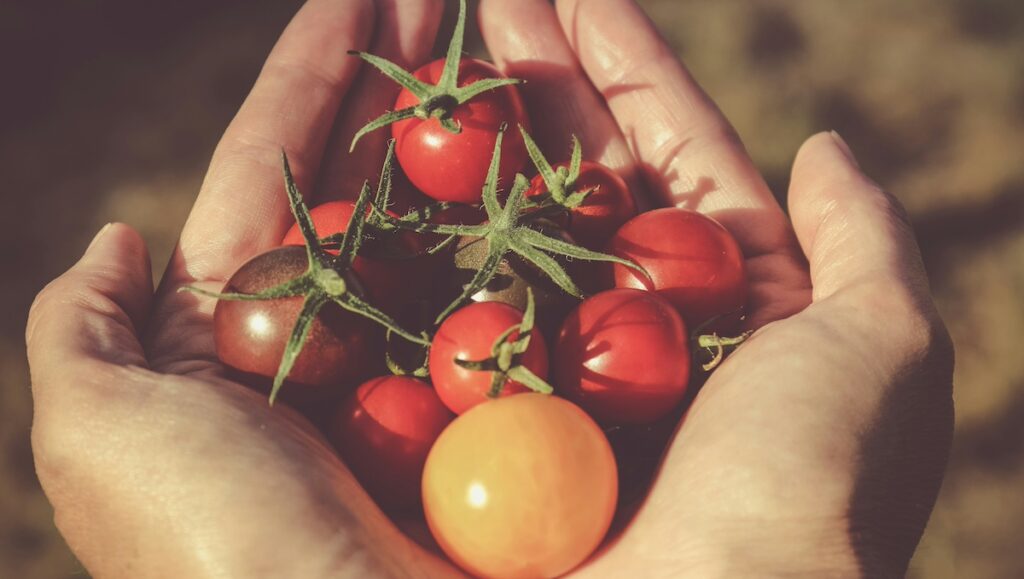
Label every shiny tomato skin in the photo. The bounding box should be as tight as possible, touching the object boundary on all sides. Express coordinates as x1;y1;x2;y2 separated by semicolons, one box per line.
556;289;690;425
328;376;454;512
392;59;529;204
429;301;549;415
607;208;746;329
422;394;617;579
214;246;381;396
281;200;437;315
526;161;637;250
281;200;356;250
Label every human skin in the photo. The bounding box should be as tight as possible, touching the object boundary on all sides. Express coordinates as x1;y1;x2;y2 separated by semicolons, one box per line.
26;0;953;577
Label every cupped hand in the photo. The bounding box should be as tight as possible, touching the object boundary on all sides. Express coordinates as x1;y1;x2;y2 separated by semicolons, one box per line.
27;1;954;578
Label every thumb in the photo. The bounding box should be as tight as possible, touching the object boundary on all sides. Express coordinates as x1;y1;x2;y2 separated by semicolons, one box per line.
27;223;153;380
788;131;931;304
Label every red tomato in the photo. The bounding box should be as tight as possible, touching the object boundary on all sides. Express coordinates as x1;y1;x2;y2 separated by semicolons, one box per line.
392;59;529;204
422;394;617;578
281;200;356;250
214;246;382;396
429;301;549;415
526;161;637;250
607;208;746;329
328;376;454;512
555;289;690;425
281;200;437;315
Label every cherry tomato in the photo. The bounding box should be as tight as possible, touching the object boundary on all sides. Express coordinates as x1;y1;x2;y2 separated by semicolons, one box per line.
555;289;690;425
281;200;437;315
607;208;746;329
422;394;617;579
392;59;529;204
214;246;382;396
429;301;549;415
328;376;454;512
526;161;637;250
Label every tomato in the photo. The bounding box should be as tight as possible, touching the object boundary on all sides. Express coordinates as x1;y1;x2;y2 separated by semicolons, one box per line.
526;161;637;250
214;246;382;397
429;301;549;415
422;394;617;578
392;59;529;204
555;289;690;425
281;200;356;250
607;208;746;329
328;376;454;512
281;200;438;315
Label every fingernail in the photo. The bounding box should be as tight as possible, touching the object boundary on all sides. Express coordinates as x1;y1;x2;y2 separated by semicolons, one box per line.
87;223;114;252
829;130;860;169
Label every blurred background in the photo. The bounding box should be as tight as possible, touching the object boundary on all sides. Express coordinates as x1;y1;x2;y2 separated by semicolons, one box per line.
1;0;1021;576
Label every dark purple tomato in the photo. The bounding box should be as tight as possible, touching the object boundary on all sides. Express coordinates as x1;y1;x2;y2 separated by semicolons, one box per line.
214;246;382;397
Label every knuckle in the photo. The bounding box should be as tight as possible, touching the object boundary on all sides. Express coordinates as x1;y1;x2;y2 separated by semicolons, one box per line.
26;276;71;347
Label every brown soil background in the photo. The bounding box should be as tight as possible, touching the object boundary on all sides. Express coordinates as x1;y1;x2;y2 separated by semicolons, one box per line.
2;1;1021;577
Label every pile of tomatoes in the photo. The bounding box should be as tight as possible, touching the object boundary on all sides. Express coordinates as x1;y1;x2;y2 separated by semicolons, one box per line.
197;2;748;577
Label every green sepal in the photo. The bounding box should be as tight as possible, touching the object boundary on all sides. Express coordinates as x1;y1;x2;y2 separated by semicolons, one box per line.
281;151;320;265
346;0;524;150
349;107;417;152
269;293;327;405
505;366;554;395
435;242;507;324
508;241;582;298
333;292;431;347
178;275;311;301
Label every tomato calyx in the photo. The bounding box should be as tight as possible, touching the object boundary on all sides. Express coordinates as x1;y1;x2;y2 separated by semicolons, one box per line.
519;126;595;212
182;142;429;403
451;289;553;398
385;331;431;378
370;129;646;323
695;332;752;371
347;0;522;151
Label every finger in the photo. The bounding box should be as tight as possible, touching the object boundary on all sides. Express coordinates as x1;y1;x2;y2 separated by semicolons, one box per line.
317;0;444;202
556;0;793;257
477;0;645;204
788;132;932;303
27;223;153;392
167;0;375;287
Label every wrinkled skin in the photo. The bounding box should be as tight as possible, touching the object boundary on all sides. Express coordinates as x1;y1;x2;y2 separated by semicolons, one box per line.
26;1;953;578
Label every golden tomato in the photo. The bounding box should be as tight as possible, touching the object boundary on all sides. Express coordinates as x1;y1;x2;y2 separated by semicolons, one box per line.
422;394;617;578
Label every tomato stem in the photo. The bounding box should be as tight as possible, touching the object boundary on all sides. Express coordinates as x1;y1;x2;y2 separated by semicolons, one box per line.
696;331;753;372
191;146;431;405
519;126;597;209
451;290;554;398
369;128;647;324
346;0;523;151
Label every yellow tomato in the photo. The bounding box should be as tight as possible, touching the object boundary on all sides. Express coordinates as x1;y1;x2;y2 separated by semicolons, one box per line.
422;394;617;578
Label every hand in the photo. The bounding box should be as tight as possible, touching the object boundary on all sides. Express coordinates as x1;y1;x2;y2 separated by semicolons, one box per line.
26;1;953;578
